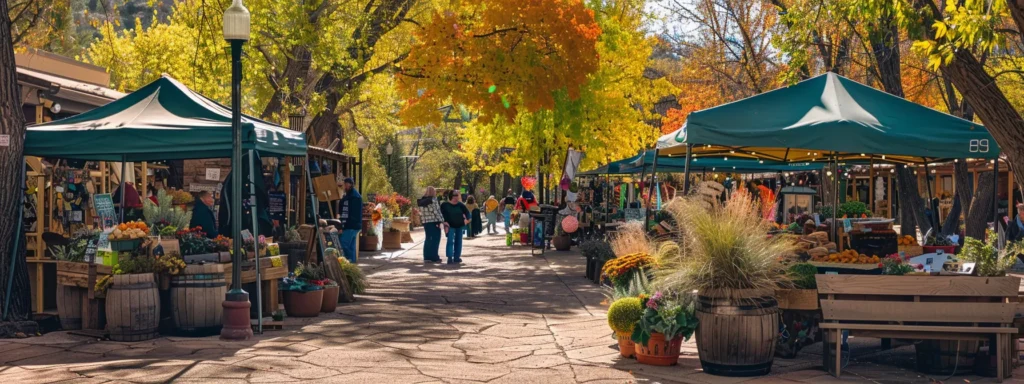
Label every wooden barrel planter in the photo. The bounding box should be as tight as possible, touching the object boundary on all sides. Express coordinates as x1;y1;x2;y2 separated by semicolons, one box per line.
695;288;779;376
106;274;160;342
915;339;978;374
170;264;227;335
57;285;85;330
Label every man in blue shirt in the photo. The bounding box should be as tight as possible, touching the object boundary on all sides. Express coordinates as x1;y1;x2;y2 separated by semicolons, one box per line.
338;178;362;263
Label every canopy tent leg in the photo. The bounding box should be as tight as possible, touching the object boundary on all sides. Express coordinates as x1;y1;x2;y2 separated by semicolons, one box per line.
304;156;325;262
682;144;693;194
645;150;660;230
119;155;127;222
831;154;839;243
923;159;937;231
248;150;262;334
993;160;1001;227
604;172;609;229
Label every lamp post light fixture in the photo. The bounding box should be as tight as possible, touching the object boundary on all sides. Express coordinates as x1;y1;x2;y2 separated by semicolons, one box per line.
386;143;394;179
221;0;253;342
356;136;369;192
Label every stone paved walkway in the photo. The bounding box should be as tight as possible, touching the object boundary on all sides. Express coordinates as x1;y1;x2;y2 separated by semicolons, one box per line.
1;229;1023;383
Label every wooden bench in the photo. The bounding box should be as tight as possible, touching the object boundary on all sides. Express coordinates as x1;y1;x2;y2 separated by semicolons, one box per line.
816;274;1020;382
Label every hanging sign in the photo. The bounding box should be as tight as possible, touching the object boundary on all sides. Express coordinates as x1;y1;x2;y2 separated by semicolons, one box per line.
205;168;221;181
268;192;286;222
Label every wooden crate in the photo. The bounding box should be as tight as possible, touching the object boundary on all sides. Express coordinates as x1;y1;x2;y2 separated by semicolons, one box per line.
776;289;819;310
57;261;112;289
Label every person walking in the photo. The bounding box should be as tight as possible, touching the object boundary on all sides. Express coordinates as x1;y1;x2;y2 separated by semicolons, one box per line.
484;195;500;235
502;190;516;234
338;178;362;263
417;187;444;263
465;196;481;238
440;190;470;264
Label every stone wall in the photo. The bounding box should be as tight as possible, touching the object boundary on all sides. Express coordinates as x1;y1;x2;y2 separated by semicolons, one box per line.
182;159;230;195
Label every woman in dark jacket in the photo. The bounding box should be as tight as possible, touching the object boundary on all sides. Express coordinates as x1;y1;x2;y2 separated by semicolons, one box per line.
466;196;483;238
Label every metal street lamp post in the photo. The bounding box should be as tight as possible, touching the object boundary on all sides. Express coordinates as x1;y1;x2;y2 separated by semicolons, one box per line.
356;136;369;192
386;143;394;182
221;0;253;342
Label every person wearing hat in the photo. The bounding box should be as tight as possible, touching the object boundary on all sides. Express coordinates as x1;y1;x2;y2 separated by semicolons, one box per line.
338;177;363;263
1008;203;1024;243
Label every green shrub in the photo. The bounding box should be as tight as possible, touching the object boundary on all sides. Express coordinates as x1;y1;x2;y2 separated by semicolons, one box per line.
786;263;818;289
607;297;644;334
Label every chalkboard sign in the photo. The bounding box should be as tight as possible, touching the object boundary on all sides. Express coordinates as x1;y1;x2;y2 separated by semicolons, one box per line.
268;192;286;222
330;231;342;249
94;194;116;229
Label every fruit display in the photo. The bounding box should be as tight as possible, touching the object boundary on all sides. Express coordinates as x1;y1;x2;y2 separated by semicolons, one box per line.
109;221;150;241
897;235;918;246
810;249;881;264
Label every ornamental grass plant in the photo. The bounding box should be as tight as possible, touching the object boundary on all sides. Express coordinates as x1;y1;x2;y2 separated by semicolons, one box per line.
654;191;797;295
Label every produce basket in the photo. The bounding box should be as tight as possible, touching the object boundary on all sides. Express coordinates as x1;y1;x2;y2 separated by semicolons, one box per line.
110;238;143;252
898;245;924;257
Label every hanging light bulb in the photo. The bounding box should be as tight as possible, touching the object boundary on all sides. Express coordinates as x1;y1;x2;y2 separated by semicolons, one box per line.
724;157;728;161
881;155;886;160
730;150;735;154
954;159;959;163
861;153;866;157
826;171;833;176
890;169;895;174
758;160;764;164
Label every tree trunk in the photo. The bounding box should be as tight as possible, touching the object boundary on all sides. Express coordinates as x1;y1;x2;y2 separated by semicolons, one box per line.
0;0;33;322
895;168;925;236
940;198;961;238
938;42;1024;195
966;171;995;240
954;161;975;233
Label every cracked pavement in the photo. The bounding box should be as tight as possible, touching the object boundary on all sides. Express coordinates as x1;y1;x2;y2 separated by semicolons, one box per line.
2;229;1023;383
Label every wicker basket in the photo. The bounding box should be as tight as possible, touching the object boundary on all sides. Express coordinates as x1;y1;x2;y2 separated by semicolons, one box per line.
898;245;924;257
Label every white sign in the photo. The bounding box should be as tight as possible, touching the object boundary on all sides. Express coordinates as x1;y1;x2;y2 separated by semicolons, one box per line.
0;134;8;147
205;168;221;181
189;183;220;193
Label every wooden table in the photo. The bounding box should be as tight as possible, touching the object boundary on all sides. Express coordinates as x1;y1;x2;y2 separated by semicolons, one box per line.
224;256;288;316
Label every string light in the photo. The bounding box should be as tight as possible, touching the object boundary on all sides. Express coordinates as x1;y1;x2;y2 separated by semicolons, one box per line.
758;160;764;164
724;157;728;161
890;169;895;174
826;171;833;176
881;155;886;160
730;150;735;154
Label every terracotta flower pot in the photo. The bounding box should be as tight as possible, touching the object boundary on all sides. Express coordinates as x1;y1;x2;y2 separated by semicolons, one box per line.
634;332;682;366
283;290;324;317
321;286;340;313
519;233;530;244
617;331;636;358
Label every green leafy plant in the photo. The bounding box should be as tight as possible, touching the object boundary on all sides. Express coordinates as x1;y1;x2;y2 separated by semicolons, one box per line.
957;233;1019;277
337;258;367;294
284;226;302;243
295;262;326;281
819;206;834;219
786;263;818;289
158;226;178;237
605;268;652;302
654;193;796;293
580;240;615;261
631;292;698;345
607;297;644;334
838;201;868;217
143;189;192;233
49;245;78;262
114;255;159;275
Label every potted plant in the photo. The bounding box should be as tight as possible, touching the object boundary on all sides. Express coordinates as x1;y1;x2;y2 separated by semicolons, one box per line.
320;277;340;313
244;235;269;259
776;263;819;310
601;252;654;289
631;291;698;366
655;192;797;376
580;240;615;282
382;227;402;250
281;262;325;317
360;225;380;252
607;297;644;358
171;189;195;210
924;234;957;255
552;222;572;251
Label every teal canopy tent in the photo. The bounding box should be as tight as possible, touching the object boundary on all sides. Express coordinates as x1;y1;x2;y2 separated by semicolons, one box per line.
25;75;306;161
657;72;999;163
616;151;826;174
655;72;1002;232
22;76;316;326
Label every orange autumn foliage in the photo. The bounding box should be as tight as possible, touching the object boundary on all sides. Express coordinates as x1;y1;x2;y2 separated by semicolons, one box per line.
397;0;602;126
